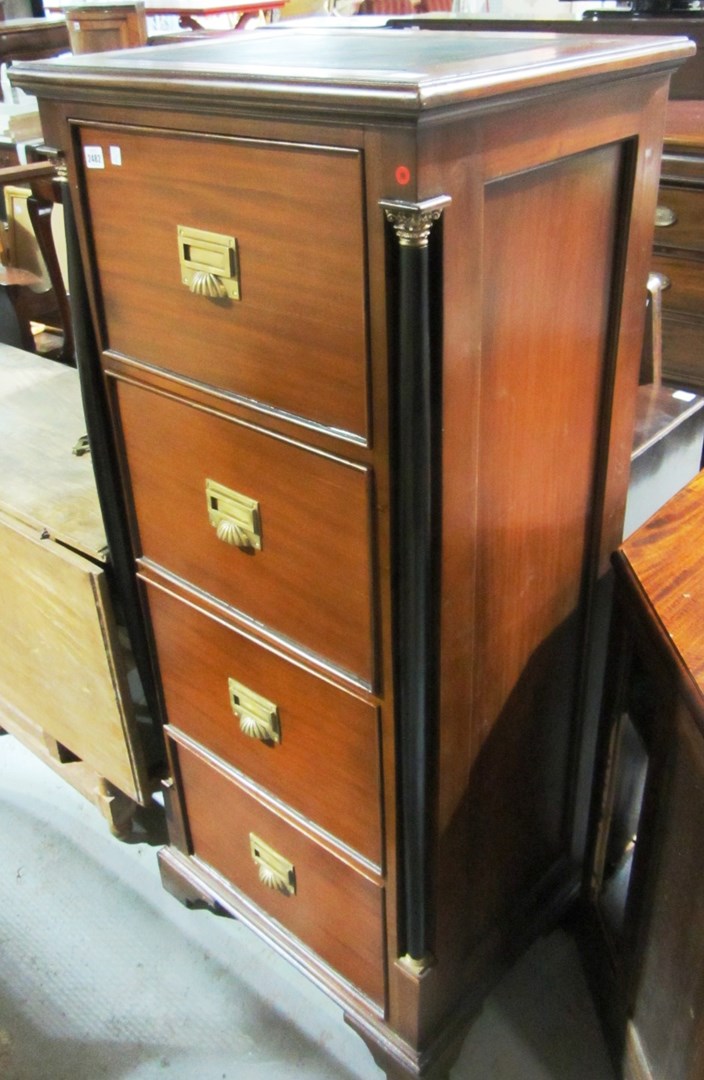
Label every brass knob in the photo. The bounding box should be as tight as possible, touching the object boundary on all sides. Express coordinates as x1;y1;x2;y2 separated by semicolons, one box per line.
655;205;677;228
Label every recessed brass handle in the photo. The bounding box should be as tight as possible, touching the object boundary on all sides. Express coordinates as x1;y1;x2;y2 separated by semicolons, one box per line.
206;479;262;551
178;224;240;300
250;834;296;897
655;205;677;228
229;677;281;744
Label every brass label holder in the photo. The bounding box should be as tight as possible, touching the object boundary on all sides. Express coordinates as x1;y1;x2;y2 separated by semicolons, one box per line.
178;224;240;300
229;677;281;744
250;834;296;897
206;478;261;550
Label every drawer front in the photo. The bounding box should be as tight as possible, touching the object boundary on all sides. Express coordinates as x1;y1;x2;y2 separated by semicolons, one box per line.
79;125;368;440
173;735;386;1005
652;254;704;318
116;379;375;684
146;580;382;865
655;185;704;255
662;314;704;393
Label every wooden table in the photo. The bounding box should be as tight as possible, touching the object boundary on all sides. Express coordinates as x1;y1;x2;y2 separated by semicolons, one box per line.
581;469;704;1079
48;0;286;32
145;0;286;27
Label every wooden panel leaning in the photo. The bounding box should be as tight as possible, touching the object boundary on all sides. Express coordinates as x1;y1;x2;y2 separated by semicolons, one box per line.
580;470;704;1080
0;344;158;835
11;27;692;1079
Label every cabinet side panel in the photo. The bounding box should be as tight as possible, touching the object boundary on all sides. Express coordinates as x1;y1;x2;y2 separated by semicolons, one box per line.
444;144;623;949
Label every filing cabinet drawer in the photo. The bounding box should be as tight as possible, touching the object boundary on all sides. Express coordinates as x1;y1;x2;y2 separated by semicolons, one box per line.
145;579;382;865
79;125;368;439
651;253;704;318
172;733;386;1005
116;378;375;684
655;186;704;255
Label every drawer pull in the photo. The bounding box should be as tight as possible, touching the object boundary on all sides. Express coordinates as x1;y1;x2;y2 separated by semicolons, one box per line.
250;834;296;897
655;205;677;228
206;478;262;550
178;224;240;300
229;677;281;744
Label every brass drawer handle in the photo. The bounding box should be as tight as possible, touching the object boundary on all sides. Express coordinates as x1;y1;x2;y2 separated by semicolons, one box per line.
229;677;281;744
655;205;678;228
178;224;240;300
250;834;296;897
206;479;262;551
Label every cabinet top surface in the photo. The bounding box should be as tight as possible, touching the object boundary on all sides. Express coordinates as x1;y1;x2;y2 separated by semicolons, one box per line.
10;26;693;117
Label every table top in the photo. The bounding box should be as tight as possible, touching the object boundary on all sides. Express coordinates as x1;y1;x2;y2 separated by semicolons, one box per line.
49;0;285;12
146;0;285;11
619;468;704;704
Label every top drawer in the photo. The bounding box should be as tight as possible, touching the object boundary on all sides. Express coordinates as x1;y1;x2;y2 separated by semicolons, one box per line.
78;125;369;440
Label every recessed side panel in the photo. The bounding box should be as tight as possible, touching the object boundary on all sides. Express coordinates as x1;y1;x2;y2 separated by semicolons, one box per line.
463;143;624;944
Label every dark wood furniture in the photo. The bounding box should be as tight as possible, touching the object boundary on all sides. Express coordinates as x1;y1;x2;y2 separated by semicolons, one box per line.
0;158;73;362
581;469;704;1080
12;28;690;1079
0;16;69;84
652;100;704;393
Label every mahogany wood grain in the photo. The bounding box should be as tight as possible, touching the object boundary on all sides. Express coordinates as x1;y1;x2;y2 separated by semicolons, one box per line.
15;28;690;1078
80;126;368;440
171;732;386;1005
458;144;620;940
144;578;383;866
113;375;376;685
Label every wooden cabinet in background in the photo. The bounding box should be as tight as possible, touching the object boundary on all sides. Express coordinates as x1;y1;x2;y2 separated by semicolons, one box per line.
12;27;691;1079
653;101;704;394
580;470;704;1080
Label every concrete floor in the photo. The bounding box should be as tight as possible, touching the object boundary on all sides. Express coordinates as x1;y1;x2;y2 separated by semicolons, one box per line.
0;736;615;1080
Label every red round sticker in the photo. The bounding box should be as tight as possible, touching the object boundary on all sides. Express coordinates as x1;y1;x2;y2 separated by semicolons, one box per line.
395;165;411;186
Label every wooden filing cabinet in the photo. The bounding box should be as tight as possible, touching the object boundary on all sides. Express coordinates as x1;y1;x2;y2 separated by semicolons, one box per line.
0;344;157;833
581;470;704;1080
13;27;691;1077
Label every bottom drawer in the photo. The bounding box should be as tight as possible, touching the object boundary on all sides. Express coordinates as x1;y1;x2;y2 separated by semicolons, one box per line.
172;734;386;1005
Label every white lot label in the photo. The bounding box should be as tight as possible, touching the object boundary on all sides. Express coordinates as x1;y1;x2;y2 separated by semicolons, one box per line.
84;146;105;169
